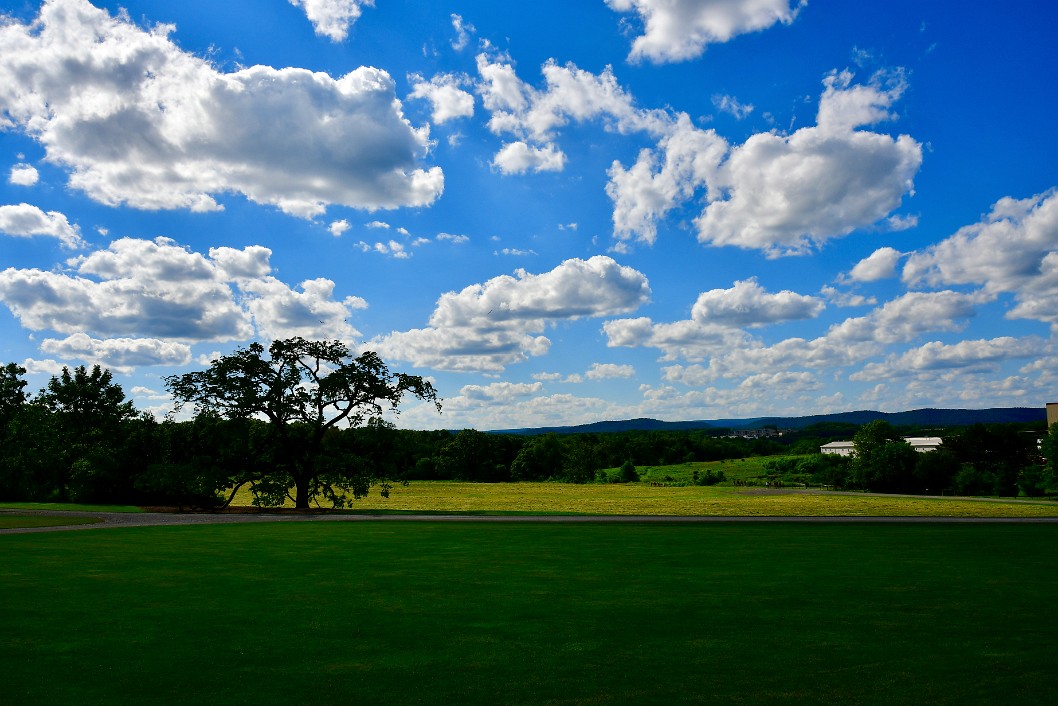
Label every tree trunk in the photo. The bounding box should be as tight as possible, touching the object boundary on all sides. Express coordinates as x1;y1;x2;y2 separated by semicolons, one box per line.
294;477;310;509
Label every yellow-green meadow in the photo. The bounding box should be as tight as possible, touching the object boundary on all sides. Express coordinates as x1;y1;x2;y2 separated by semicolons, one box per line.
230;481;1058;517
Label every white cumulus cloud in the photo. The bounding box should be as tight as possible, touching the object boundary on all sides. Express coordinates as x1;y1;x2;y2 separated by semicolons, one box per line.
9;164;39;186
0;237;367;355
827;290;984;346
289;0;374;42
0;203;83;249
712;94;754;119
844;246;904;282
691;278;824;327
607;115;726;245
374;256;650;372
329;219;351;237
851;337;1041;380
460;381;543;402
694;70;922;256
409;73;475;123
902;190;1058;328
0;0;441;218
451;13;476;51
903;187;1058;288
40;333;192;373
606;70;921;255
586;363;636;380
492;142;566;174
356;240;411;258
606;0;803;64
475;53;668;175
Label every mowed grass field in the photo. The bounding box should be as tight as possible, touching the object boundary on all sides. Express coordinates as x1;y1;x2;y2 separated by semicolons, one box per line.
2;521;1057;705
0;514;102;529
229;481;1058;517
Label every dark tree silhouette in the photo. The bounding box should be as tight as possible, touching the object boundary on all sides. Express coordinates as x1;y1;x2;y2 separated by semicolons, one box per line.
165;338;440;509
39;365;137;501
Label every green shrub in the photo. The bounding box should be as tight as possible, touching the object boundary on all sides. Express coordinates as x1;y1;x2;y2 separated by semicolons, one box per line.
618;460;639;483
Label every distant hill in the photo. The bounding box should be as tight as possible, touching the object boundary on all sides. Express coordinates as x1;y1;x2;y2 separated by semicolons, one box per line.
746;408;1046;430
490;407;1045;435
489;417;716;436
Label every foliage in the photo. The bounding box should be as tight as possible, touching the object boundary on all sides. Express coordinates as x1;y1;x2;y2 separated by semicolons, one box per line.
0;402;60;501
1017;465;1049;498
2;351;1057;505
435;429;514;482
691;468;725;486
617;459;639;483
509;433;564;481
797;453;851;488
912;449;960;494
559;435;598;483
0;362;27;424
944;424;1036;496
165;338;440;508
1040;423;1058;491
849;420;902;490
37;365;139;502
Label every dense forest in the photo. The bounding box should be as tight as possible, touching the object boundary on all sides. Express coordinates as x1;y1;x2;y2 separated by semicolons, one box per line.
2;358;1056;508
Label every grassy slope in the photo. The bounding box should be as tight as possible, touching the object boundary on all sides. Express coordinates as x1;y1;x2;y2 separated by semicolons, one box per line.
2;522;1056;705
632;457;784;484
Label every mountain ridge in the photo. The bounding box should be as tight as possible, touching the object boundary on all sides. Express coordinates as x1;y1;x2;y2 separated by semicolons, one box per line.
487;407;1046;435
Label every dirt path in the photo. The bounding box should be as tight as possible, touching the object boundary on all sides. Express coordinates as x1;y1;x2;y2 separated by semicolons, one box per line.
4;507;1058;534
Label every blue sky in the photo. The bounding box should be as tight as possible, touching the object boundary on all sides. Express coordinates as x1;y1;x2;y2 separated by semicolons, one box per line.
1;0;1057;430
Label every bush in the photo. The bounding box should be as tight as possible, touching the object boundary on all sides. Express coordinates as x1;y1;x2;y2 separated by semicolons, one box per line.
954;464;996;496
796;454;849;488
1017;465;1048;498
618;460;639;483
134;462;223;510
692;469;726;486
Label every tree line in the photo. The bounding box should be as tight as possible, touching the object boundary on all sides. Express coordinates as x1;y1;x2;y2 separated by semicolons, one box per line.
0;339;784;509
2;339;1056;507
0;339;449;509
764;419;1058;497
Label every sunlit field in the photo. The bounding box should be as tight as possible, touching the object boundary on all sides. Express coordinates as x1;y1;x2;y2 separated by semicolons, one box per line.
229;481;1058;517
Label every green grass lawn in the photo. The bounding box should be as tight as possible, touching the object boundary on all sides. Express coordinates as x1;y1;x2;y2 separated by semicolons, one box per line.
0;514;103;529
2;522;1056;705
0;502;143;513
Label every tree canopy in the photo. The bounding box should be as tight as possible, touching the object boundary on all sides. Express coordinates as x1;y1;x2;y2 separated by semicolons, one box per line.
165;337;441;508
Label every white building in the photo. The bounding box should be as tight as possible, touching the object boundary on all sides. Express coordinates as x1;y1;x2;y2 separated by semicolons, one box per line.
820;441;855;456
820;437;943;456
903;437;943;453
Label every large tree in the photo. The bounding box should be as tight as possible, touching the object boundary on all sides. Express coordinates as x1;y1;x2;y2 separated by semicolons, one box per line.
0;363;28;425
165;338;441;509
849;420;916;491
39;364;138;502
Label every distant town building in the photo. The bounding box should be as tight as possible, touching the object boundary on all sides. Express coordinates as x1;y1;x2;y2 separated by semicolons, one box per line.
820;441;855;456
821;437;942;456
1048;402;1058;428
903;437;943;453
725;428;788;439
